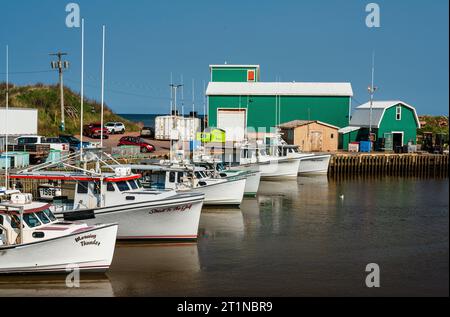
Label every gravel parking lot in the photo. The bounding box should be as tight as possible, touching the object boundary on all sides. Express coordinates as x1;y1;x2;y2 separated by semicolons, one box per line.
75;132;170;157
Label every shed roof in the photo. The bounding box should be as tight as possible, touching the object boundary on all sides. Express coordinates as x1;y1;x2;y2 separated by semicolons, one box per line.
350;101;421;129
338;126;361;134
206;82;353;97
278;120;339;130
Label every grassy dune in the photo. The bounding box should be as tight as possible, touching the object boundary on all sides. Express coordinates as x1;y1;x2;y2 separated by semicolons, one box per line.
0;83;140;136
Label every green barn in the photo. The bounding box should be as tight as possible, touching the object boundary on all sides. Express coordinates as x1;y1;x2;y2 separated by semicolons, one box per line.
206;64;353;141
345;101;421;151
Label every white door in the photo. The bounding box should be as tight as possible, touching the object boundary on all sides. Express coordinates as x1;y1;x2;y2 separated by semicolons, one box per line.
217;109;246;142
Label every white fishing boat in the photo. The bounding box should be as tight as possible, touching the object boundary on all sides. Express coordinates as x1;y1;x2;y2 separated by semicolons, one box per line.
10;151;205;241
277;144;331;174
273;133;331;175
121;163;246;206
239;145;301;180
0;192;118;274
194;159;261;197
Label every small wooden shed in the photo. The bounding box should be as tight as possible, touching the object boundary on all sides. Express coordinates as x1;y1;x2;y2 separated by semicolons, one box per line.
279;120;339;152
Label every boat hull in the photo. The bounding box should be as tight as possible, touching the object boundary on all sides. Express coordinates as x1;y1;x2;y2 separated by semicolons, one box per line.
58;194;204;240
243;171;261;196
259;158;301;180
225;166;261;196
299;155;331;174
191;178;246;205
0;224;118;274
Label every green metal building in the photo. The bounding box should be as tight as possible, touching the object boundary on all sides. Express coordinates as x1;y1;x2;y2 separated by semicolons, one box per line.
206;65;353;141
342;101;421;151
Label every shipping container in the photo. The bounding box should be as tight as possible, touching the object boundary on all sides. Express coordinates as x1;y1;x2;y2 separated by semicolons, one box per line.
0;108;38;135
155;116;201;141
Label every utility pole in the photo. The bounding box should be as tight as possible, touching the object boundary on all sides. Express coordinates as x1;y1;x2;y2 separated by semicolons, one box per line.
50;51;69;132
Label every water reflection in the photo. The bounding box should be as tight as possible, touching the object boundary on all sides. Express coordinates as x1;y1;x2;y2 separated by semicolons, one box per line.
0;274;113;297
108;242;200;296
1;177;448;296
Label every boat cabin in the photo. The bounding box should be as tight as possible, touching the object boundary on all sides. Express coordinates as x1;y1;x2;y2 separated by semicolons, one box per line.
0;193;63;246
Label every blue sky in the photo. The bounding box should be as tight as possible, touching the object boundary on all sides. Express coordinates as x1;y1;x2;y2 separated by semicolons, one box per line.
0;0;448;115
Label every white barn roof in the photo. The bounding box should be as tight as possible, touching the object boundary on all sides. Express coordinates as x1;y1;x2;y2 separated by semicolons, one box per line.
350;101;421;129
206;82;353;97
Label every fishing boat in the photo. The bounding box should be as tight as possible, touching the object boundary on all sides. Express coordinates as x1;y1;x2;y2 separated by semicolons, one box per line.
121;163;246;206
10;150;205;241
239;145;301;180
0;192;118;274
193;158;261;197
275;143;331;175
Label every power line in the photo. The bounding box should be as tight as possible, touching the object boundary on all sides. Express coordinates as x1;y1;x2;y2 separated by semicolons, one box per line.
0;70;56;75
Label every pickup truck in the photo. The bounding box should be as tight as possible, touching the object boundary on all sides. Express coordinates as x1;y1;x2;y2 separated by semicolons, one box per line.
16;136;70;152
83;123;109;139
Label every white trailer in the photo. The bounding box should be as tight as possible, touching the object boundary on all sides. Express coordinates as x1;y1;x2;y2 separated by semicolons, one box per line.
155;115;201;141
0;108;38;136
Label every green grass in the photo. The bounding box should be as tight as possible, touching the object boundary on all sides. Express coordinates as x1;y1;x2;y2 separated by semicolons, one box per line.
0;82;140;136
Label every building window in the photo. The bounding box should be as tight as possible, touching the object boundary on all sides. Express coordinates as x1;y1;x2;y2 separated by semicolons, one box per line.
331;133;334;139
396;106;402;121
247;70;255;82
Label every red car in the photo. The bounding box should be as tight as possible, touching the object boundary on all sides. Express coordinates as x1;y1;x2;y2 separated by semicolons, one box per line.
83;123;109;139
118;136;155;153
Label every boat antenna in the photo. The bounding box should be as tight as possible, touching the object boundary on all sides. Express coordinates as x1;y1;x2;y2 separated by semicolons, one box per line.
4;45;9;190
192;78;195;118
203;80;206;131
181;74;184;117
100;25;106;149
368;51;378;152
80;18;85;162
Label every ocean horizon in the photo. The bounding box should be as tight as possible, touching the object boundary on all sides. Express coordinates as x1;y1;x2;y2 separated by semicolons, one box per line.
120;113;206;129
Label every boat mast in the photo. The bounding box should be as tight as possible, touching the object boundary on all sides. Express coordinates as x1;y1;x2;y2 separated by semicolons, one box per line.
80;18;85;167
4;45;9;190
100;25;106;149
100;25;106;207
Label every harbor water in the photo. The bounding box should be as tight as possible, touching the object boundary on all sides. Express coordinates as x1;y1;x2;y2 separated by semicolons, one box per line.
0;176;448;296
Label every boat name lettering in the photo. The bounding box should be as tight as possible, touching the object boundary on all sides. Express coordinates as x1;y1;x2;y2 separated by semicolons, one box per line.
75;234;101;247
149;204;193;214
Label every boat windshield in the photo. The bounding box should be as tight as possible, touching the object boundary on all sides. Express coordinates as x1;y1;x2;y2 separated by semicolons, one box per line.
116;181;130;192
23;213;42;228
43;209;57;222
128;180;138;190
35;211;51;224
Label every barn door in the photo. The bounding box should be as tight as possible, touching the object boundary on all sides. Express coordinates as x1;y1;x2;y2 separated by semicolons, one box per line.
310;131;323;152
217;109;247;142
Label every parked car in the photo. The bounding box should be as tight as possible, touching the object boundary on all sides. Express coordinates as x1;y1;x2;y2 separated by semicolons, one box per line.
58;135;92;153
16;136;70;152
105;122;126;134
83;123;109;139
118;136;155;153
140;126;154;139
